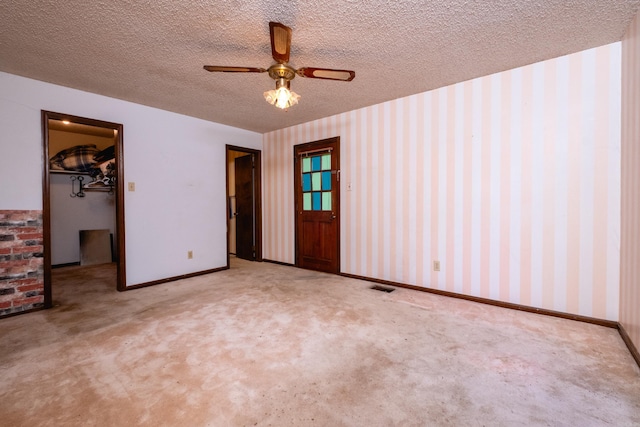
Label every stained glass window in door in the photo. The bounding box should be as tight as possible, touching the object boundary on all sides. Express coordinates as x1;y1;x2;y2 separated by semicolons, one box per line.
301;152;332;211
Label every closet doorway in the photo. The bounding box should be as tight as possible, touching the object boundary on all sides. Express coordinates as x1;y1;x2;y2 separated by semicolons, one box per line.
42;111;126;307
226;145;262;262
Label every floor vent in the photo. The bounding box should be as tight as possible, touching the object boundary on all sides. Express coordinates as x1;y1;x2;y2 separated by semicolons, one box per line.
371;285;395;293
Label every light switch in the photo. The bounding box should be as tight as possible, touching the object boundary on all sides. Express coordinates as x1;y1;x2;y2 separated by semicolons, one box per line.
128;182;135;192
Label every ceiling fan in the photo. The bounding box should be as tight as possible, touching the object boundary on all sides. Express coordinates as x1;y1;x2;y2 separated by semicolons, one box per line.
204;22;356;110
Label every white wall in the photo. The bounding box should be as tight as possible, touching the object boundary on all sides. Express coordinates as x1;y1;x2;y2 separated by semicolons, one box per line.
0;71;262;286
50;173;116;265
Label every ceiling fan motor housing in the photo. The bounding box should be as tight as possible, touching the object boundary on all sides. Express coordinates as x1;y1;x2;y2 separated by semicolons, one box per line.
268;63;296;82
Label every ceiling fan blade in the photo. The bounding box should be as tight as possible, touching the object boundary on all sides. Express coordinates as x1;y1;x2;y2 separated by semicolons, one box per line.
203;66;267;73
296;67;356;82
269;22;292;64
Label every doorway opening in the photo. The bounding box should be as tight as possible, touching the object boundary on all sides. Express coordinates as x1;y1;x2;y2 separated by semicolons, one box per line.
226;145;262;263
294;137;340;274
41;111;126;307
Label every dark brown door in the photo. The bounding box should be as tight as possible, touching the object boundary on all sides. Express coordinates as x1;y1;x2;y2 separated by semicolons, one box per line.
294;137;340;273
235;154;255;260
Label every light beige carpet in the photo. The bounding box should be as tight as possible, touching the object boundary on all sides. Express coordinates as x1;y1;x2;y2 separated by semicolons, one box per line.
1;258;639;426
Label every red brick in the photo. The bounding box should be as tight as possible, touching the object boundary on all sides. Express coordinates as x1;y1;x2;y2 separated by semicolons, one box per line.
12;295;43;306
0;301;11;309
29;258;44;269
0;241;15;249
17;284;43;292
0;294;15;303
2;210;37;216
11;227;40;233
0;248;11;255
0;265;27;274
6;212;30;221
2;260;28;268
12;278;39;286
0;210;22;218
17;233;42;240
13;246;43;254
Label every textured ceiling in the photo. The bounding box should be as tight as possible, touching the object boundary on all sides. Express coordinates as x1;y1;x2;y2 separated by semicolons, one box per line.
1;0;639;133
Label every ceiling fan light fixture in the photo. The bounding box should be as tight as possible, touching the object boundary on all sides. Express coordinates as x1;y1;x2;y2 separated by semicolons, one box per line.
264;78;300;110
205;22;354;111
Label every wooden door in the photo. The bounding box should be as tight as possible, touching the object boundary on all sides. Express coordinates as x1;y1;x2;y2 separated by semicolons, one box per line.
235;154;255;260
294;137;340;273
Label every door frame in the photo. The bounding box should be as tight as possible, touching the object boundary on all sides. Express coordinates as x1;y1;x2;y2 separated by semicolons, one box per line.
225;145;262;265
41;110;127;306
294;136;340;273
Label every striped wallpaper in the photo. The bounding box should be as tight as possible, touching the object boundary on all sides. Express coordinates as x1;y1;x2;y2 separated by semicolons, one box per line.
263;42;621;320
621;11;640;352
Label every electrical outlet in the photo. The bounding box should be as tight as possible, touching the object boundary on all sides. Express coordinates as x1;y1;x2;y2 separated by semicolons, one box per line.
128;182;135;192
433;260;440;272
188;250;193;259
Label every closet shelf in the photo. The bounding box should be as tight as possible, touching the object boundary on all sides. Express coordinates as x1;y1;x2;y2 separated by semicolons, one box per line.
50;170;91;175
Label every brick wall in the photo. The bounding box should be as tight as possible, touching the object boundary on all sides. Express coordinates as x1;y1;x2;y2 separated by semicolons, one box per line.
0;210;44;317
